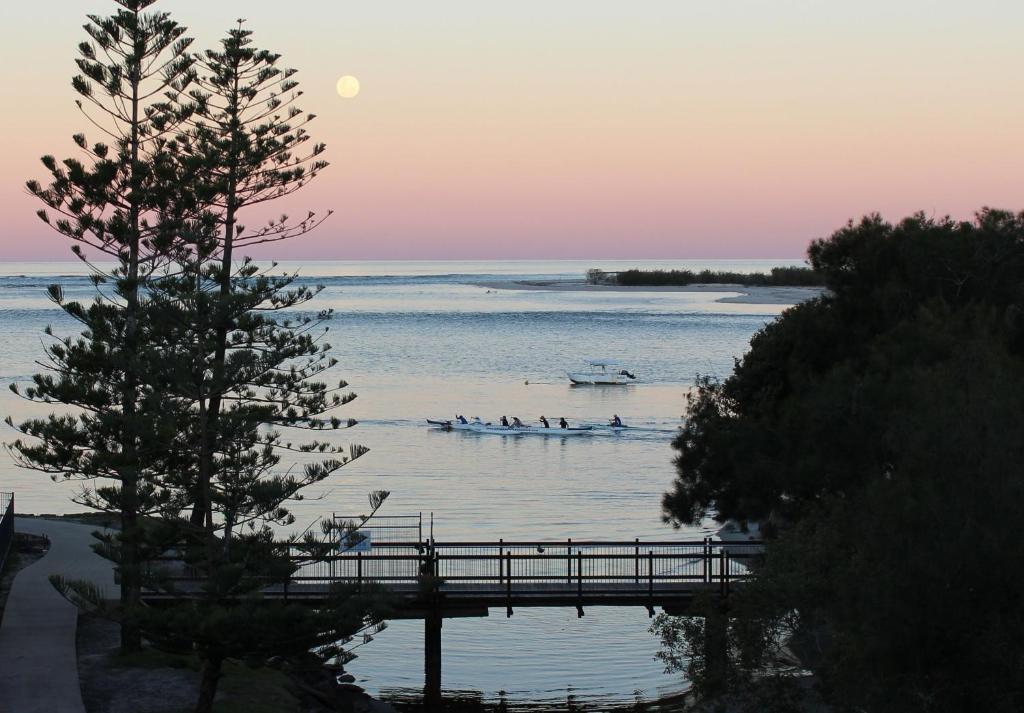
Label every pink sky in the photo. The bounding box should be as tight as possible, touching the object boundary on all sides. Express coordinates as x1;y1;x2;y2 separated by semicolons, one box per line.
1;1;1022;260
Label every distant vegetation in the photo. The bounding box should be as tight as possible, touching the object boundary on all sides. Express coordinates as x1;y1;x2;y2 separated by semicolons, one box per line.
586;267;823;287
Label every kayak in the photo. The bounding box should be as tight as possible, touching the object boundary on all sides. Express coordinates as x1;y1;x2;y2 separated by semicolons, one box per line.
427;419;593;436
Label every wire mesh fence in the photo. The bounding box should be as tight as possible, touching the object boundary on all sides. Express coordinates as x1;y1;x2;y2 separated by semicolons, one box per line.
332;513;426;547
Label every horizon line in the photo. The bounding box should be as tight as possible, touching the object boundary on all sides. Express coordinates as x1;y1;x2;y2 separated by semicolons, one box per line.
0;256;810;263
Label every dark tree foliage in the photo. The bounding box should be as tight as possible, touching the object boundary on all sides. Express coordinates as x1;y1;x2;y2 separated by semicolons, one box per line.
125;24;381;713
7;0;196;652
662;210;1024;712
179;21;331;529
9;7;391;711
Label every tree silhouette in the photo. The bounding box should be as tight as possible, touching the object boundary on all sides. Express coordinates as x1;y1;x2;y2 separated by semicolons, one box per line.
8;0;195;652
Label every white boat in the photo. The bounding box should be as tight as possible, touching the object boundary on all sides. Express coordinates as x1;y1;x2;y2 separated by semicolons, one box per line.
567;360;637;385
427;419;593;436
716;521;764;544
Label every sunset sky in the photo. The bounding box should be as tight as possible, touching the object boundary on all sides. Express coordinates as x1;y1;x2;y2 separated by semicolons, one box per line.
1;1;1022;260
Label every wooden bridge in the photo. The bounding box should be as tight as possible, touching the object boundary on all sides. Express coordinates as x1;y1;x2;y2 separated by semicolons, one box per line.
145;537;762;702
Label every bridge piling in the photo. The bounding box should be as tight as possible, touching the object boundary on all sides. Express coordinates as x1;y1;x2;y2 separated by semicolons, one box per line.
703;604;729;696
424;613;443;706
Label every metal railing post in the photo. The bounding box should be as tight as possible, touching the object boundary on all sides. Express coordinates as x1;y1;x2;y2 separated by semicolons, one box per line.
719;548;726;597
505;550;513;617
724;549;731;597
648;550;654;601
357;551;363;592
567;539;572;585
577;549;583;601
634;538;640;584
703;537;710;583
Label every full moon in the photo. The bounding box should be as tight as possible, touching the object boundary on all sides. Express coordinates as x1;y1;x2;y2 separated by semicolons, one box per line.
336;75;360;99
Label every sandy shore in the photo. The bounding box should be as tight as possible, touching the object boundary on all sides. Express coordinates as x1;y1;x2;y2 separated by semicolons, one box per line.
473;279;824;305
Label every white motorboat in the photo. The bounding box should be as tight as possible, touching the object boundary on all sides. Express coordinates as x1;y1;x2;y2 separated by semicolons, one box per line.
567;360;637;385
427;419;593;436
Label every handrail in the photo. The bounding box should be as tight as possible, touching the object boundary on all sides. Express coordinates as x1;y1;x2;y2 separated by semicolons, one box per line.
0;492;14;574
299;540;764;548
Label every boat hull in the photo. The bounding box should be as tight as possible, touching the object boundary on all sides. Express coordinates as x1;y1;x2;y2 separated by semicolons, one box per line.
567;372;634;385
474;425;593;436
427;419;593;436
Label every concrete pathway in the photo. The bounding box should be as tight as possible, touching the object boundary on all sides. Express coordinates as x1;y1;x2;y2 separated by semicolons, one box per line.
0;518;117;713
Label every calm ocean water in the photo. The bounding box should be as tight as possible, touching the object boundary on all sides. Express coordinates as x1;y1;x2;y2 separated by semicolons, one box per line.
0;259;799;709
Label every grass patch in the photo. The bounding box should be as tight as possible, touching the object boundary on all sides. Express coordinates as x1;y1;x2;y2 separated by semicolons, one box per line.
217;662;303;713
110;646;198;671
111;646;303;713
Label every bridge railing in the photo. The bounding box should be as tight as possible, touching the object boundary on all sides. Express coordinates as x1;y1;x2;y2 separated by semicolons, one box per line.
284;539;762;591
434;541;754;584
145;539;763;602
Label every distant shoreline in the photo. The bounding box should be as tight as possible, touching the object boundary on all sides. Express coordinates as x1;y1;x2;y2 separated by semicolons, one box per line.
473;279;825;305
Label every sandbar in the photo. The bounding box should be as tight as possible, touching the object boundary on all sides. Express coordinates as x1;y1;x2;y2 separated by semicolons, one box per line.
472;279;824;305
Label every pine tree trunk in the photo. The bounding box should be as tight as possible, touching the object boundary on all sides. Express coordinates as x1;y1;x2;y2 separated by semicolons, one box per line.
192;62;241;529
191;400;210;527
195;654;224;713
120;30;144;654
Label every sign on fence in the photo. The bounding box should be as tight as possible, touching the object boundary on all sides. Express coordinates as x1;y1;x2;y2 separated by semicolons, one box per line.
339;529;372;553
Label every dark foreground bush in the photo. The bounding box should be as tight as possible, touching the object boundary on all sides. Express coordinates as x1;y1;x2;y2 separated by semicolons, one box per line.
662;209;1024;713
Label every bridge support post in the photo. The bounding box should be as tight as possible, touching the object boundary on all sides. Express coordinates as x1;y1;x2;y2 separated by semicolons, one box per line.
424;613;443;706
703;604;729;696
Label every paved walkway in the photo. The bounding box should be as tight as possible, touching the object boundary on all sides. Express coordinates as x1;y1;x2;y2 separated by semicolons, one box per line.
0;518;117;713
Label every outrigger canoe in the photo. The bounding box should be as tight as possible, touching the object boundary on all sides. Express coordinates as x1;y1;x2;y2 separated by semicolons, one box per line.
589;423;677;433
427;419;593;436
